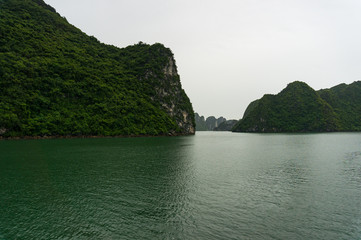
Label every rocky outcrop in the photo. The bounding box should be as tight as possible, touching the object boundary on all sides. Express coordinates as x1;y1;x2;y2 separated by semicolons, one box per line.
195;113;208;131
0;128;7;136
143;46;195;134
195;113;227;131
214;120;238;131
160;56;195;134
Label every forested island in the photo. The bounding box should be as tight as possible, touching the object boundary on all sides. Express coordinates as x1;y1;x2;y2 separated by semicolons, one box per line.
233;81;361;132
0;0;195;138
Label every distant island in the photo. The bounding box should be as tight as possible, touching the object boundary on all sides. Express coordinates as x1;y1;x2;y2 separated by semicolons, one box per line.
195;113;237;131
0;0;195;138
233;81;361;132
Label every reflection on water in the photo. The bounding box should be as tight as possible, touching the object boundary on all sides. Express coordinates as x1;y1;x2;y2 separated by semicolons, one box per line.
343;151;361;187
0;132;361;239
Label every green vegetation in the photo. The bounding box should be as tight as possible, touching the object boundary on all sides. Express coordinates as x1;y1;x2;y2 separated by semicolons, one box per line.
233;81;361;132
0;0;194;137
318;81;361;131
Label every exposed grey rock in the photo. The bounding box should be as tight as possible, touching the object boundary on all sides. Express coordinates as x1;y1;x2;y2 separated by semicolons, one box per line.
150;53;195;134
214;120;238;131
195;113;227;131
0;128;7;135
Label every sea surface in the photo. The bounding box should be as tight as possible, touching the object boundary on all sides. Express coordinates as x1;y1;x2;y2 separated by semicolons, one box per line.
0;132;361;239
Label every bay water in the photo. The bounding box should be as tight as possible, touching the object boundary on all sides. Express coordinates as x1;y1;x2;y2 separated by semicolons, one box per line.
0;132;360;239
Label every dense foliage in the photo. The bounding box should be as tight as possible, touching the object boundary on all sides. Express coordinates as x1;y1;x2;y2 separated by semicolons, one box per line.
233;81;361;132
0;0;194;137
318;81;361;131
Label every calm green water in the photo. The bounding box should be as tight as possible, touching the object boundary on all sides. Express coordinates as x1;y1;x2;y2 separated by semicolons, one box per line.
0;132;361;239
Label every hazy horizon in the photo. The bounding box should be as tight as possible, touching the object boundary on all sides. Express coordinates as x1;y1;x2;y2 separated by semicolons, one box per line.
44;0;361;119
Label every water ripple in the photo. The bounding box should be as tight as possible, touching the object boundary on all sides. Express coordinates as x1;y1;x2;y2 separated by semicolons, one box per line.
1;133;361;239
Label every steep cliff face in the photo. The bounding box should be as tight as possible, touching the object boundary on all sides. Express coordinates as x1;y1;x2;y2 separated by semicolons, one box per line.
155;55;195;134
0;0;195;137
121;43;195;135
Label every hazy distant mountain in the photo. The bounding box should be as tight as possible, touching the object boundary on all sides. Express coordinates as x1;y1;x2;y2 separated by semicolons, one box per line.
195;113;208;131
233;81;361;132
214;120;238;131
195;113;232;131
0;0;195;137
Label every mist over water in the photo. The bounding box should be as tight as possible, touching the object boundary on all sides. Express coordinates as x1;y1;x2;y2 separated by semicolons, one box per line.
1;132;361;239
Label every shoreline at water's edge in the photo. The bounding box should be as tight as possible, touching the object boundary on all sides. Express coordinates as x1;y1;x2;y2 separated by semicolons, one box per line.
232;130;361;133
0;132;195;141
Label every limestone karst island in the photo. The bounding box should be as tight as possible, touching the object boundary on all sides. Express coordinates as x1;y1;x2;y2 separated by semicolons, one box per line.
0;0;195;138
232;81;361;133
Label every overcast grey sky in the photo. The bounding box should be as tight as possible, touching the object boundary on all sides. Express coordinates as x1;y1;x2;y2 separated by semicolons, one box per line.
44;0;361;119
